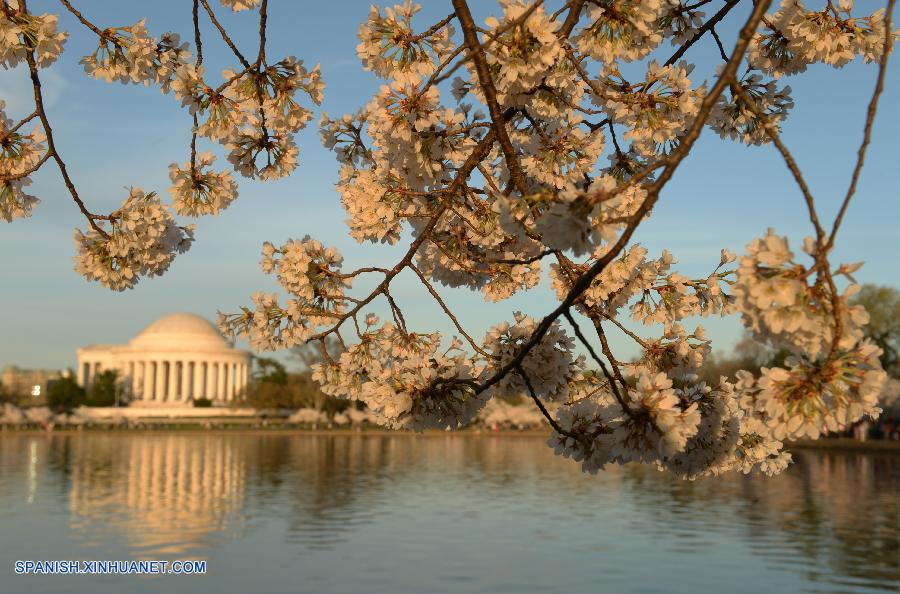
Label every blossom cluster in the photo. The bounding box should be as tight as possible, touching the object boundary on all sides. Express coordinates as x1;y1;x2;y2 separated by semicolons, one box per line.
551;368;795;479
214;1;891;481
0;101;44;222
481;312;584;401
357;1;455;79
749;0;895;76
168;152;238;217
261;236;349;305
550;369;705;473
218;237;350;350
743;343;884;440
733;229;868;358
312;319;487;430
532;175;645;257
6;0;891;481
709;72;794;145
79;20;189;87
575;0;665;64
0;10;67;69
594;60;703;156
72;188;195;291
220;0;261;12
70;8;323;195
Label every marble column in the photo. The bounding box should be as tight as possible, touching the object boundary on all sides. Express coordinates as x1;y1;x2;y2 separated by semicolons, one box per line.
226;363;234;401
154;360;166;401
240;363;248;396
133;361;143;399
180;361;190;402
143;362;153;402
196;362;204;398
164;361;175;402
217;363;226;401
205;363;215;400
187;362;195;400
126;362;134;397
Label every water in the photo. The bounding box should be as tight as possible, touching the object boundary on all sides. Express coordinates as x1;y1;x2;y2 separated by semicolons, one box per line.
0;432;897;594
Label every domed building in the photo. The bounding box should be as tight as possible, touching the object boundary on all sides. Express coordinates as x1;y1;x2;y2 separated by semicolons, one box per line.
76;313;251;406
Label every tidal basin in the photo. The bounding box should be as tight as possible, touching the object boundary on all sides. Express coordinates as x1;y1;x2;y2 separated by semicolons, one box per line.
0;433;897;594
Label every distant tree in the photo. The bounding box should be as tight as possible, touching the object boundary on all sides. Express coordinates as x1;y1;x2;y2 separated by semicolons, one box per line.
292;337;342;371
851;284;900;377
85;370;119;407
46;374;85;412
253;357;288;385
241;346;349;413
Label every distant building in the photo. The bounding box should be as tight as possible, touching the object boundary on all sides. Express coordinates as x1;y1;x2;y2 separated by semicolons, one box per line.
0;365;62;400
76;313;251;407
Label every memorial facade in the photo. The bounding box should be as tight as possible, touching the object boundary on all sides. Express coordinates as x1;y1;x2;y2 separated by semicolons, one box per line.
76;313;251;406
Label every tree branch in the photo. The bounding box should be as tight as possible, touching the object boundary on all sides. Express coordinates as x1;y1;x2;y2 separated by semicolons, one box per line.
826;0;895;252
452;0;528;195
471;0;773;397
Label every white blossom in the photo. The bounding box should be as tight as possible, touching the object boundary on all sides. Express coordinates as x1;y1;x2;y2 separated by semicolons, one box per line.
0;11;67;69
260;236;349;305
168;152;238;216
312;322;488;430
709;72;794;145
72;188;194;290
594;61;703;156
575;0;665;63
226;128;298;180
0;101;44;222
481;312;584;401
734;229;868;358
741;344;885;441
357;1;455;79
220;0;261;12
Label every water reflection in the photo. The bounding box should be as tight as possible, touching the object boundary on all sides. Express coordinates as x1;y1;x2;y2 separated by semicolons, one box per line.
0;433;897;593
66;434;246;555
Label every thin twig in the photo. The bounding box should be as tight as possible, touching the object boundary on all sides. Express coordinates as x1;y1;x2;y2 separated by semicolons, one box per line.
564;311;634;417
826;0;895;251
57;0;113;41
711;25;729;62
410;263;490;357
453;0;528;195
192;0;203;65
516;364;575;438
198;0;251;68
20;0;108;237
0;110;38;143
730;82;825;241
665;0;741;66
471;0;773;397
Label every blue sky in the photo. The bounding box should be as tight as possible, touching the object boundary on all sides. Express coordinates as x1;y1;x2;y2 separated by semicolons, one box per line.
0;0;898;371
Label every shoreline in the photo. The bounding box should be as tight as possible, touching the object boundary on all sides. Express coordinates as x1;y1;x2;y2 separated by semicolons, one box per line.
1;426;899;450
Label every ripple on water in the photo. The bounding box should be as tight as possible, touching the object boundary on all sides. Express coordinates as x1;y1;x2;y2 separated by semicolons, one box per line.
0;433;896;594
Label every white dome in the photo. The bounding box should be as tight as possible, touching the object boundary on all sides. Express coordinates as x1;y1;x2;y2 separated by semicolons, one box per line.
128;313;229;351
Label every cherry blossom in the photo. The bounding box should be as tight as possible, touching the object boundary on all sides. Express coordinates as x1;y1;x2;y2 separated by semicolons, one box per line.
3;0;895;480
72;188;195;291
0;10;67;68
168;152;238;217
